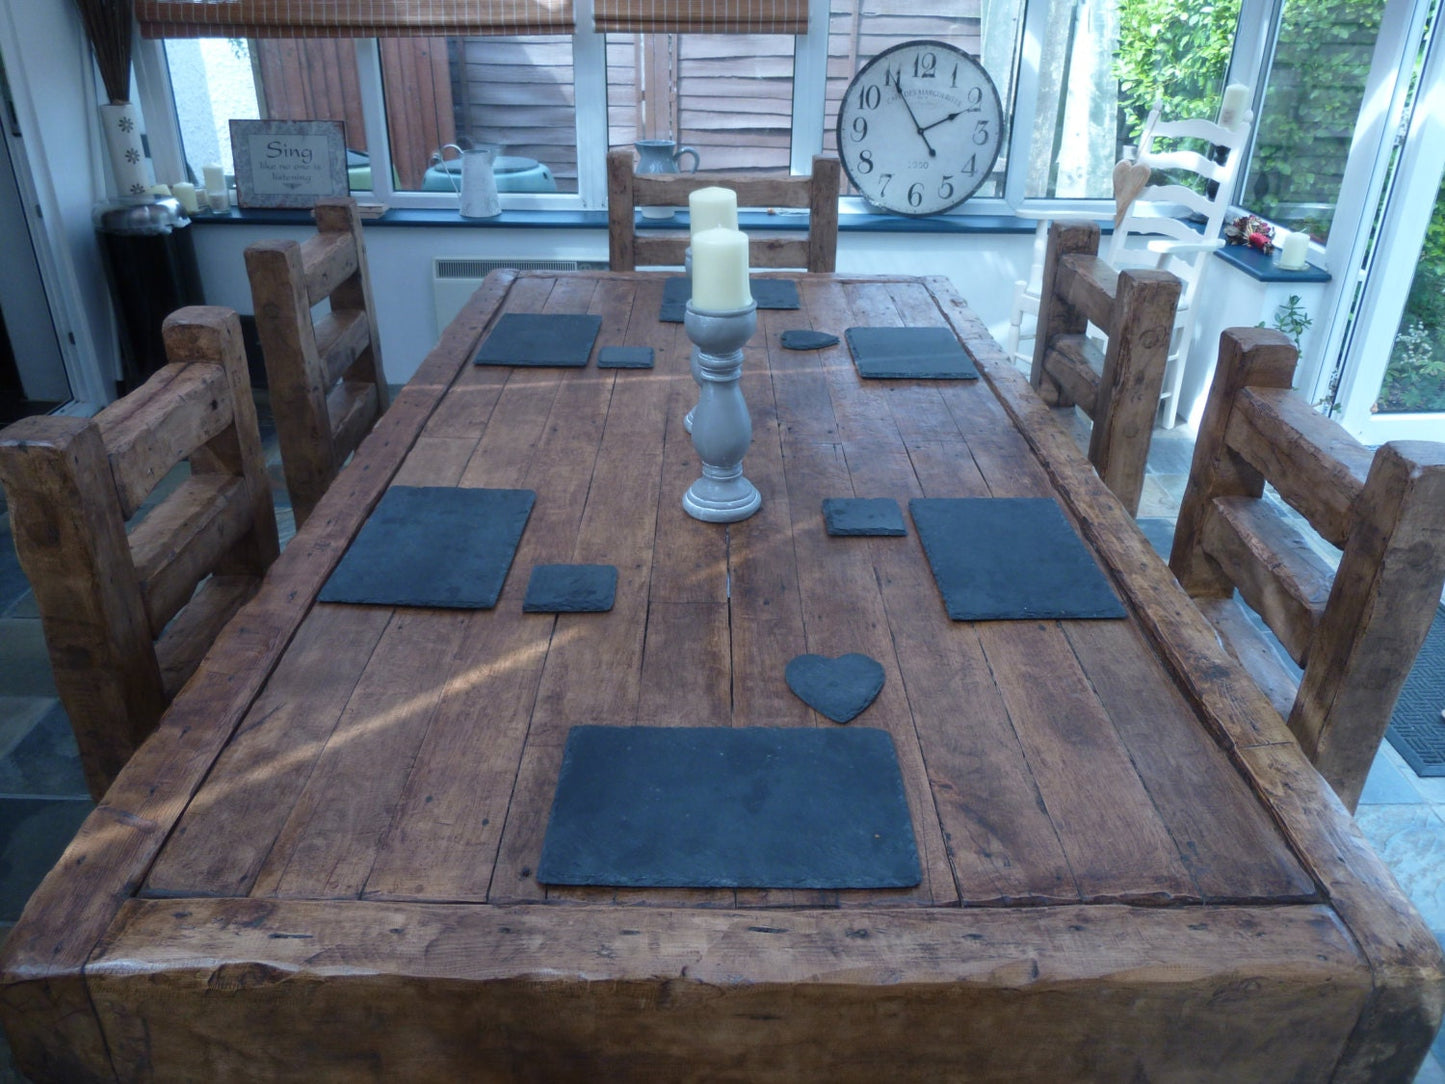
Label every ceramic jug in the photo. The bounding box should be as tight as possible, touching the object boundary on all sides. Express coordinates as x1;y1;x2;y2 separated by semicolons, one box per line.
439;143;501;219
635;139;700;219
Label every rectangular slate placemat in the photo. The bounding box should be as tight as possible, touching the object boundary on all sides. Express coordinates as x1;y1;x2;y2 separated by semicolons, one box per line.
537;725;921;889
473;313;603;367
659;276;801;322
319;486;534;609
910;497;1126;621
845;326;980;380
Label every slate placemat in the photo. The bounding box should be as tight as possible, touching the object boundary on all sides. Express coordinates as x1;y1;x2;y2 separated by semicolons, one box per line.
473;313;603;368
845;326;980;380
523;564;618;613
537;725;921;889
910;497;1126;621
823;497;907;537
659;276;801;322
597;346;655;369
319;486;535;609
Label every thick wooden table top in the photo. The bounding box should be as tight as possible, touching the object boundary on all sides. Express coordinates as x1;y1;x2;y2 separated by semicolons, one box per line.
4;270;1441;1082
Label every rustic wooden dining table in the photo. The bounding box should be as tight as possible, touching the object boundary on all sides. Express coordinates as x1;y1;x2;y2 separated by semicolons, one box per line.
3;268;1442;1082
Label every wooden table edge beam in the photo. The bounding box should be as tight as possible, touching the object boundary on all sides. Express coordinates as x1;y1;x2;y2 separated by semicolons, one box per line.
0;269;523;1084
921;275;1445;1079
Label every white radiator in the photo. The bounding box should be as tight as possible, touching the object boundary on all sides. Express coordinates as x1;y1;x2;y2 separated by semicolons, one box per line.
432;257;607;332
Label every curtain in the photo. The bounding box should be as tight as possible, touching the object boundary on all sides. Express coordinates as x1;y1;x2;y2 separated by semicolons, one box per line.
136;0;575;38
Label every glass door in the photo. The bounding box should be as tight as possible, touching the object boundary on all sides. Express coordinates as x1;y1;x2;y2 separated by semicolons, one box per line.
1333;8;1445;443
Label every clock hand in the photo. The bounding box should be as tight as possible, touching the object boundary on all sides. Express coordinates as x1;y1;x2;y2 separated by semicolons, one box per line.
920;110;965;134
888;71;937;158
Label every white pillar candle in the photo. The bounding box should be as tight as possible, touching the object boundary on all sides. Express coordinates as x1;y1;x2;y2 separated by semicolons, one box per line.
1219;84;1251;130
171;182;199;214
1279;230;1310;271
690;186;738;235
202;163;226;194
690;226;751;311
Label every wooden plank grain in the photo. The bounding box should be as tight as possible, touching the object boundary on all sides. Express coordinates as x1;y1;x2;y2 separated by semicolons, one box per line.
88;897;1368;1083
0;271;521;1083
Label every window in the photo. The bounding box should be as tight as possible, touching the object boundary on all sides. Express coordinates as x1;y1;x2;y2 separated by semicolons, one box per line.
147;0;1411;230
1240;0;1385;241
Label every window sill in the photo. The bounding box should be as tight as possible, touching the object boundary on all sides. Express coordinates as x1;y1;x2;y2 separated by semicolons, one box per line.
1213;243;1330;283
186;205;1043;234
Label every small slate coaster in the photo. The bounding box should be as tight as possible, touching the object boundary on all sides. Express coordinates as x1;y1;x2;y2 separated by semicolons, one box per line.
597;346;655;369
785;653;886;724
523;564;618;613
537;725;920;889
845;326;980;380
910;497;1126;621
319;486;534;610
781;329;840;350
823;497;907;537
473;313;603;368
660;276;801;322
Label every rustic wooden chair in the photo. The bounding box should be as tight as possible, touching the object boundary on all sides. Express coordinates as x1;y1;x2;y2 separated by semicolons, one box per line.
606;147;841;272
245;196;388;530
1029;218;1182;517
1170;326;1445;812
0;307;279;799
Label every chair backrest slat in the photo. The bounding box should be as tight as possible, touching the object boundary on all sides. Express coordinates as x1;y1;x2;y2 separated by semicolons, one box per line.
1030;219;1181;516
0;306;278;798
246;196;388;529
1170;327;1445;811
607;148;840;273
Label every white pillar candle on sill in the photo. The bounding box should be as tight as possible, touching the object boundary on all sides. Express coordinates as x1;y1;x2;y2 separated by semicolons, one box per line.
690;226;751;311
171;182;199;214
1279;230;1310;271
202;163;226;194
690;186;738;235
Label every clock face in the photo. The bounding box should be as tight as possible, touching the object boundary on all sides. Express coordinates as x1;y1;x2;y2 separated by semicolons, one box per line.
836;40;1004;217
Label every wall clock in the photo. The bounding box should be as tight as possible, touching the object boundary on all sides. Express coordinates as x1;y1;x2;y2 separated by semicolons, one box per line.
836;40;1004;217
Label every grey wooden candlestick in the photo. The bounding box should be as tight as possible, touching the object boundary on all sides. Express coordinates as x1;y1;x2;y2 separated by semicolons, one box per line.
683;299;760;522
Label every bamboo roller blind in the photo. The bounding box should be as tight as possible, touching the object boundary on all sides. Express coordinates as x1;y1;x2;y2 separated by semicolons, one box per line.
137;0;807;37
136;0;576;37
592;0;807;34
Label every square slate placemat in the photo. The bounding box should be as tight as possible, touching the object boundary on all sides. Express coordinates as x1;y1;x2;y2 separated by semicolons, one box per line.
910;497;1126;621
319;486;535;609
537;725;921;889
845;326;980;380
659;276;801;322
523;564;618;613
473;313;603;368
597;346;655;369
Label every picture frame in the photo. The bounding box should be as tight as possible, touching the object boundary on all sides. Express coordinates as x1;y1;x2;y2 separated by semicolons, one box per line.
229;119;348;209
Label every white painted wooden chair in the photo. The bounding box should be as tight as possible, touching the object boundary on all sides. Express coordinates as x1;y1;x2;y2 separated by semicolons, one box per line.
1006;100;1253;426
1107;103;1253;426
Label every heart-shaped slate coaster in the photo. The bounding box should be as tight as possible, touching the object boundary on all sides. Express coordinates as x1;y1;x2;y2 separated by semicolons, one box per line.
781;329;840;351
785;653;885;724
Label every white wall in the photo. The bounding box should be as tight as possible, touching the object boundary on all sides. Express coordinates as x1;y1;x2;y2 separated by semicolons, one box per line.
0;0;124;400
191;222;1037;387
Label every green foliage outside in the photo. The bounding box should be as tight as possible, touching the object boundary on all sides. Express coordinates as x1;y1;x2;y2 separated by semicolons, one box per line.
1113;0;1240;146
1378;174;1445;413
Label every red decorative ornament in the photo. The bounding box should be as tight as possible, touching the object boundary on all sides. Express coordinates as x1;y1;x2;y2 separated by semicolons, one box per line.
1224;214;1276;255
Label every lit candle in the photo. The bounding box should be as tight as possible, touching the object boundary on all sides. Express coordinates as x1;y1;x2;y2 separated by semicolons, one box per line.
1279;230;1310;271
690;226;751;311
1219;84;1251;130
690;186;738;235
203;163;226;194
171;182;199;214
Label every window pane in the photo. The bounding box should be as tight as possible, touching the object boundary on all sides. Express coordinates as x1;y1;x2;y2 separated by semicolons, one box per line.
166;37;262;185
1027;0;1238;199
1377;173;1445;413
607;34;794;176
398;36;575;194
1242;0;1385;240
826;0;1022;201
